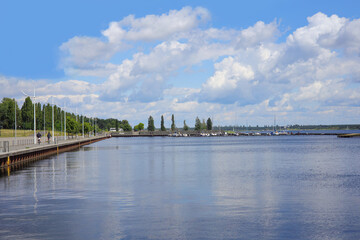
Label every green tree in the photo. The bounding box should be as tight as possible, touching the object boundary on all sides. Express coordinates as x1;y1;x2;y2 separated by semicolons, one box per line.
195;117;201;131
201;119;206;130
66;116;80;135
160;115;166;131
183;120;189;131
120;120;132;131
43;103;52;131
36;102;42;131
147;116;155;131
171;114;176;131
115;119;119;131
84;122;92;135
0;98;20;129
134;123;144;131
21;97;33;129
207;118;212;130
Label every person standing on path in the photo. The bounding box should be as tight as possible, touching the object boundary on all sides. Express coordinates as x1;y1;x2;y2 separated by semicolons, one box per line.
47;132;51;144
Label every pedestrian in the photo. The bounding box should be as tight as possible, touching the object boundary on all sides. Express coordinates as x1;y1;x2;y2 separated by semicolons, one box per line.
47;132;51;143
36;132;42;144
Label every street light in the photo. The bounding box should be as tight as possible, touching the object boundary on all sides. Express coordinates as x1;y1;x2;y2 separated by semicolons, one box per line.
45;97;55;143
14;98;17;142
52;97;54;142
64;103;67;140
21;88;36;144
82;113;84;138
43;104;46;136
57;103;67;140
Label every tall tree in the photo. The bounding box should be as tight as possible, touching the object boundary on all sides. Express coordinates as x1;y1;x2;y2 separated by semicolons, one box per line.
201;119;206;130
44;103;52;131
171;114;176;131
35;102;42;131
147;116;155;131
160;115;166;131
115;119;119;131
195;117;201;131
207;118;212;130
21;97;33;129
0;98;20;129
183;120;189;131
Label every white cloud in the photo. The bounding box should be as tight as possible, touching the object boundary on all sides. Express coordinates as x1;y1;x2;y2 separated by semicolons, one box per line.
287;13;347;49
209;57;254;88
4;9;360;125
236;20;279;48
102;6;210;42
60;36;121;68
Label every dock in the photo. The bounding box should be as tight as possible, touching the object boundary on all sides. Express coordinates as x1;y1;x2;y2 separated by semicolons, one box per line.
337;133;360;138
0;135;110;170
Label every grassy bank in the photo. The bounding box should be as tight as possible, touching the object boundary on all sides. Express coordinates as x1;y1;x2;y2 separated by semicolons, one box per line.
0;129;63;138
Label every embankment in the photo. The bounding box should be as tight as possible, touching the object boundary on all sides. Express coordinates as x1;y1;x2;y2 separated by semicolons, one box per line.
0;136;109;170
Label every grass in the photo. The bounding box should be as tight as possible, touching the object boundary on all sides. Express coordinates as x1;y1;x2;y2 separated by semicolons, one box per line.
0;129;63;138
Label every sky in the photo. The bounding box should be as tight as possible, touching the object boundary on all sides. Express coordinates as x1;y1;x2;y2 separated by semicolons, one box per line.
1;0;360;127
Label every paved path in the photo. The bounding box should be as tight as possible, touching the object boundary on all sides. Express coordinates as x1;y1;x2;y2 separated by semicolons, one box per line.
0;135;110;170
0;135;104;153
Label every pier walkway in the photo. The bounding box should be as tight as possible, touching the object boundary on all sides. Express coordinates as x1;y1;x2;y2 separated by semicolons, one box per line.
0;135;110;170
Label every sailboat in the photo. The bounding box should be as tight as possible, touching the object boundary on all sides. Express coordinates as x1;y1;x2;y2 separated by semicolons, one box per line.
271;115;279;135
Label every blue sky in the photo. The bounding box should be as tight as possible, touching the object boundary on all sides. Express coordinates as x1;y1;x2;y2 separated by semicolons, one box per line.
1;0;360;127
2;0;359;79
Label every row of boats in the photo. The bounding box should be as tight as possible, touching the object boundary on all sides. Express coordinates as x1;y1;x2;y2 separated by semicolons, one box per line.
168;131;291;137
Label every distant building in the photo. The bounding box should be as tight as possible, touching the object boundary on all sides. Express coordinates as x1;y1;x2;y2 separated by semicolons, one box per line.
110;128;124;132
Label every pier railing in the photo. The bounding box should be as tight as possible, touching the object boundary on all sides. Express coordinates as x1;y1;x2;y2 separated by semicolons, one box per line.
0;133;108;153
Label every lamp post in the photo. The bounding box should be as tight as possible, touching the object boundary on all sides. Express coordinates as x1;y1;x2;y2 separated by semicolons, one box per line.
57;103;67;141
82;114;84;138
22;88;36;144
89;116;91;136
52;97;54;142
64;103;67;140
60;107;63;139
44;104;46;135
14;98;17;142
46;97;55;143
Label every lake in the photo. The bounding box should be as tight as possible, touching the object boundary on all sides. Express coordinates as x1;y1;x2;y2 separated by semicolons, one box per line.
1;136;360;239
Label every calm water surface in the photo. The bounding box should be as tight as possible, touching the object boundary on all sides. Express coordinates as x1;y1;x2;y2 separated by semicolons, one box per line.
1;136;360;239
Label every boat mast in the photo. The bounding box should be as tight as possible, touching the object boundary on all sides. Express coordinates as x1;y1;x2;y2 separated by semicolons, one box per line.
273;115;276;132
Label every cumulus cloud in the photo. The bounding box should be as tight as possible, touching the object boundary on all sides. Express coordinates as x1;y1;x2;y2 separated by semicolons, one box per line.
5;8;360;125
194;11;360;117
102;6;210;42
60;37;121;70
199;57;257;104
236;20;279;48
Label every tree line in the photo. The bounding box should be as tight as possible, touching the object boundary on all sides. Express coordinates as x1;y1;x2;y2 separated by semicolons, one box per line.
0;97;131;135
1;97;214;134
134;114;213;132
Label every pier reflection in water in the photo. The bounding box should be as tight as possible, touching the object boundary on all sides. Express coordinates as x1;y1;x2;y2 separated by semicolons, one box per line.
1;136;360;239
